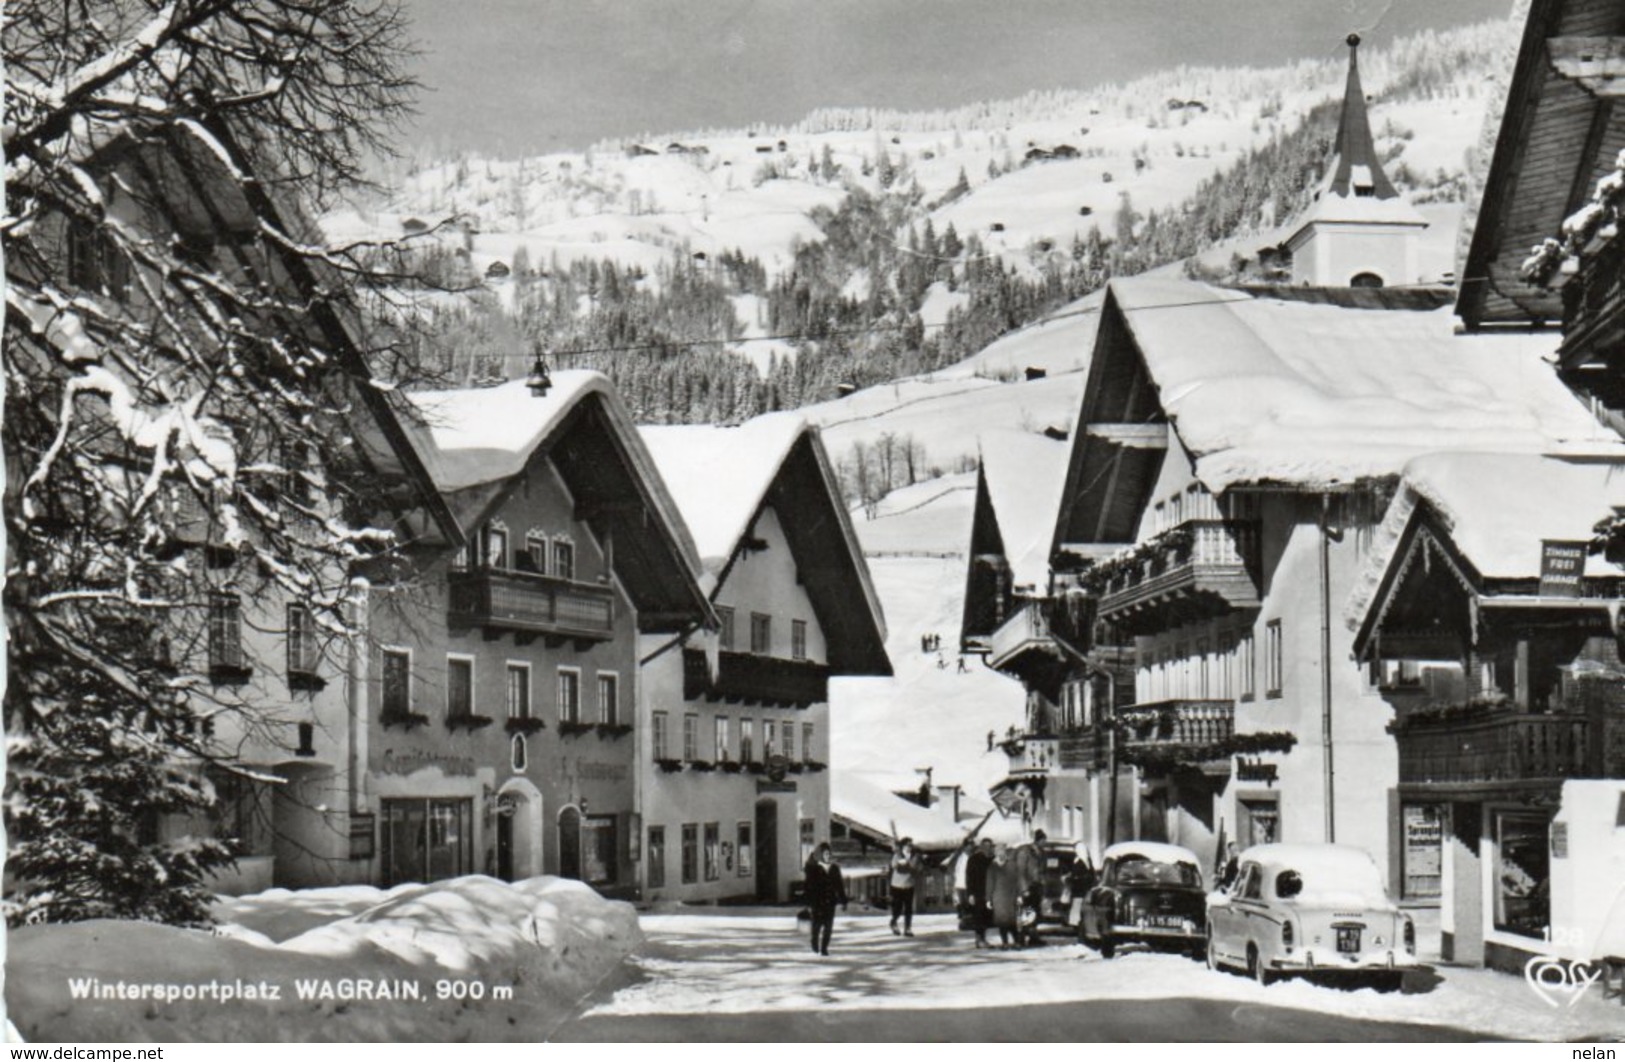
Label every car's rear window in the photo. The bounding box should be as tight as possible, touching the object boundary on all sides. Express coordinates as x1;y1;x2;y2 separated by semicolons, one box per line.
1113;855;1201;887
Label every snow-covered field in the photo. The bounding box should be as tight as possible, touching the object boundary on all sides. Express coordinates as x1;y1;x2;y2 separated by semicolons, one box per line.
584;912;1625;1042
7;876;640;1042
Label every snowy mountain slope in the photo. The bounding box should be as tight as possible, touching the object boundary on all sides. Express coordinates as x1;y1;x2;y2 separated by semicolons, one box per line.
338;21;1507;289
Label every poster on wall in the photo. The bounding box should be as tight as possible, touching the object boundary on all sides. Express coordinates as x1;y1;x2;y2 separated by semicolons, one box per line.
1402;804;1443;900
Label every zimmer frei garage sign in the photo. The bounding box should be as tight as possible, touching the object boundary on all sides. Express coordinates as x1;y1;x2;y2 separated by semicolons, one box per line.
1539;540;1587;598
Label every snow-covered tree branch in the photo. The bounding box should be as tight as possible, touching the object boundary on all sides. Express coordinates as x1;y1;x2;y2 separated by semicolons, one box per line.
3;0;438;926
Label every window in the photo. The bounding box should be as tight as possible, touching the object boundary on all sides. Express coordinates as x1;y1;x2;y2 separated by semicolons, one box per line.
717;606;736;651
792;620;807;661
598;673;619;725
507;663;531;719
802;722;814;763
799;818;816;867
1350;271;1385;287
1195;638;1210;698
681;824;698;884
381;798;472;887
740;719;754;763
1495;812;1551;939
1240;797;1279;848
451;544;470;571
382;649;411;715
647;826;667;889
287;603;318;680
558;669;581;723
446;656;474;719
523;533;548;574
703;823;720;881
683;713;699;761
511;733;527;772
750;613;772;654
282;440;313;507
782;719;795;762
763;719;778;758
1238;633;1256;700
483;523;509;569
1264;620;1283;697
552;539;576;581
208;594;245;674
714;716;731;762
737;822;753;876
66;218;130;296
652;711;669;760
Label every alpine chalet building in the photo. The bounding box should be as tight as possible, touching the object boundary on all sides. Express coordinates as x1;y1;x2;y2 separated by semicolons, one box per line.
363;374;714;895
636;416;890;902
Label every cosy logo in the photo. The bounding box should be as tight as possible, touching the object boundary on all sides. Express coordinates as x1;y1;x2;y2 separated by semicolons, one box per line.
1523;955;1601;1008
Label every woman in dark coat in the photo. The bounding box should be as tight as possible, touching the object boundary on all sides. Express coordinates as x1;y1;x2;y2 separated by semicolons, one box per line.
965;838;993;948
804;842;848;956
986;844;1022;949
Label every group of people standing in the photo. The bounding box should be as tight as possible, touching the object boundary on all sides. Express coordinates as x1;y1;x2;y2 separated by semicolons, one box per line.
956;832;1047;949
801;832;1065;956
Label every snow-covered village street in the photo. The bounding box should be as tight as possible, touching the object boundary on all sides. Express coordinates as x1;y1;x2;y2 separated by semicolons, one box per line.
13;0;1625;1046
556;912;1625;1042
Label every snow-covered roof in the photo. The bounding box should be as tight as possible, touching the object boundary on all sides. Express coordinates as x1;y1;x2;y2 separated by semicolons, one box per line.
1103;841;1201;866
639;416;889;673
1345;453;1625;635
1287;186;1428;234
831;772;968;851
402;374;712;628
1395;453;1625;581
639;415;807;572
406;372;611;492
977;430;1071;590
1108;277;1622;493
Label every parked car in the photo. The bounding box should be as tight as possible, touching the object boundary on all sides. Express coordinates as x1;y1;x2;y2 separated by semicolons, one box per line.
1030;841;1090;932
1078;841;1206;959
1205;843;1419;989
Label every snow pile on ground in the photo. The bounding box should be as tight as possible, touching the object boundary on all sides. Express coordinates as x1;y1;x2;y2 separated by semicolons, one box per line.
7;875;640;1042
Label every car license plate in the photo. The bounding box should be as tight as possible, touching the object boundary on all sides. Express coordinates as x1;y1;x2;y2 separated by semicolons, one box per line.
1336;926;1361;954
1148;915;1184;929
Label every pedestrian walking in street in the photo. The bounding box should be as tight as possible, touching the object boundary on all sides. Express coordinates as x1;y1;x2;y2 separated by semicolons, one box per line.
804;842;848;956
1012;831;1047;948
987;843;1022;949
966;838;994;949
888;837;923;936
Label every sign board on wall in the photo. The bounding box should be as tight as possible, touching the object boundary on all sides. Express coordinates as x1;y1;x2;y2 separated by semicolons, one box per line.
1539;540;1587;598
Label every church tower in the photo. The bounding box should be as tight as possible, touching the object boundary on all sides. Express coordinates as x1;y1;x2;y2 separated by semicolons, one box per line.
1284;34;1428;287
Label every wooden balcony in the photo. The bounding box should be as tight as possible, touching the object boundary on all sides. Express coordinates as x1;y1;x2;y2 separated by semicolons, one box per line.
683;648;829;709
1097;520;1260;635
1561;233;1625;368
1396;710;1602;789
447;568;614;643
987;602;1056;670
1117;698;1236;749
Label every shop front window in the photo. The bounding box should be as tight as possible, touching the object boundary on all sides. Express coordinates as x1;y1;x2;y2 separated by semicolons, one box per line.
581;815;618;887
1495;812;1551;939
381;798;473;887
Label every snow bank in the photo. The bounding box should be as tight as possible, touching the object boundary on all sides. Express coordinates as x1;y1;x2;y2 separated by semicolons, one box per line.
7;876;641;1042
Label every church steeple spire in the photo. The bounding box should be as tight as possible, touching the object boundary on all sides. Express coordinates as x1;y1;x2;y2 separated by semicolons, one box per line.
1326;32;1398;200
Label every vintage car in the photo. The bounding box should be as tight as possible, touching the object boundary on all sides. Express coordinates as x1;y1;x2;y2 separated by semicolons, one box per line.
1205;843;1420;988
1078;841;1207;958
1031;841;1090;932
